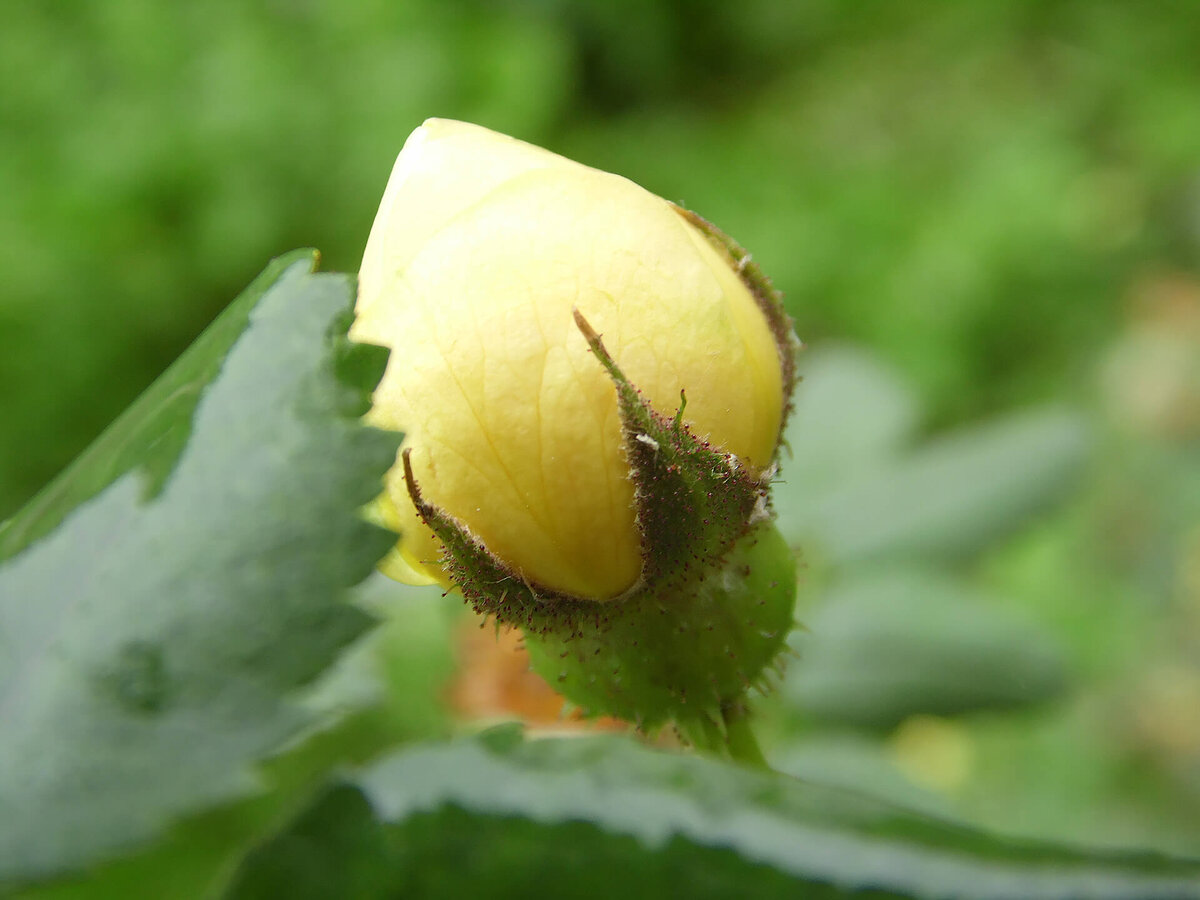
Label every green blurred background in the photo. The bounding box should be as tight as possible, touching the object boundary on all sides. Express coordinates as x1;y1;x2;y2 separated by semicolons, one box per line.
2;0;1198;858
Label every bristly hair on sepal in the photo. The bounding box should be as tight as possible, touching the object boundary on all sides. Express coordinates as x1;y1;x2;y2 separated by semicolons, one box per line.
401;448;593;635
672;205;803;448
572;308;773;592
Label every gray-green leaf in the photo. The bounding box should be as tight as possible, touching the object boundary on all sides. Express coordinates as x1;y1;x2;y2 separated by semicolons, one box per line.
778;407;1090;565
784;567;1067;728
228;729;1200;900
0;254;400;887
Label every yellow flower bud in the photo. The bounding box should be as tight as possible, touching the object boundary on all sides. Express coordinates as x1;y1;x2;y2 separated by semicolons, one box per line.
353;118;789;602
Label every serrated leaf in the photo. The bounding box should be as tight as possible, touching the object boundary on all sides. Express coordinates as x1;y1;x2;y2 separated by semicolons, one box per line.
228;730;1200;900
780;407;1090;564
14;581;458;900
784;568;1067;728
0;254;401;887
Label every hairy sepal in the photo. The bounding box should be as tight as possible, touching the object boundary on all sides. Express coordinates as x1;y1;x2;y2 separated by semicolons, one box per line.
523;522;796;732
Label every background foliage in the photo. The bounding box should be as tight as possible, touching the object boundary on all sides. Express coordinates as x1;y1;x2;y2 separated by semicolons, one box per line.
2;0;1199;893
5;0;1200;516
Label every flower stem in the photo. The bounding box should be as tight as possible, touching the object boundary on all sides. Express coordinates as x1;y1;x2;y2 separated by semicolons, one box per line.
681;704;769;769
681;713;728;759
722;703;769;769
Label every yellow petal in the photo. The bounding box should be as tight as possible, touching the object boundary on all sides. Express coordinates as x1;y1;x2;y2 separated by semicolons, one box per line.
353;119;784;600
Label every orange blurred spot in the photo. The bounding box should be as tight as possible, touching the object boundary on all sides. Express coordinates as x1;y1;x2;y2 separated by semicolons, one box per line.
448;618;627;732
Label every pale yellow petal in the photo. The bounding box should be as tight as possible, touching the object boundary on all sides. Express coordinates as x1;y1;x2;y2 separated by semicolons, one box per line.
356;142;783;599
356;119;576;321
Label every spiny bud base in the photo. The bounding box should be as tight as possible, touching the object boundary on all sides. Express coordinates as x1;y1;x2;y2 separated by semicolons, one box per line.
402;313;797;733
522;522;795;732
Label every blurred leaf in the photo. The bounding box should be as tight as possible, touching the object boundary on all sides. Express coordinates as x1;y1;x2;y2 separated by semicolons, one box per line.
227;729;1200;900
781;343;921;484
772;732;952;818
785;567;1067;729
775;343;920;552
780;407;1091;565
227;783;395;900
0;255;401;888
230;782;817;900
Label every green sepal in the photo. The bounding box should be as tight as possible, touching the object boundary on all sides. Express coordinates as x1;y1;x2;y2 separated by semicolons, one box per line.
523;522;797;735
399;449;579;628
572;309;772;592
